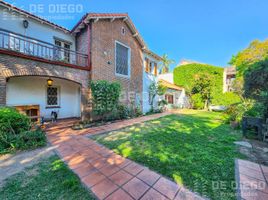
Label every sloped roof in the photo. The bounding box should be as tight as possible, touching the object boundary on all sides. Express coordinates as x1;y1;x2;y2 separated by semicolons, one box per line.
143;49;162;61
71;13;146;49
159;79;183;91
0;1;70;33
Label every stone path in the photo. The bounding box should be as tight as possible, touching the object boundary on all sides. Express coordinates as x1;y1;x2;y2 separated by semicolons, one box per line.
46;113;205;200
235;159;268;200
0;146;56;183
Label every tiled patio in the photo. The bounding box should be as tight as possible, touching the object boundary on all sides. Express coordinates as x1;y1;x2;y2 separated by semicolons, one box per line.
235;159;268;200
46;113;205;200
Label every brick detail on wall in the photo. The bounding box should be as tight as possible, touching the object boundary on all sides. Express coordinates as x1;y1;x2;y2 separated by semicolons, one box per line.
0;54;91;119
90;19;144;107
0;76;6;105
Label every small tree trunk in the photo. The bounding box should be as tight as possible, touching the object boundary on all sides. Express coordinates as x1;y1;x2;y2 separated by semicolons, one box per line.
204;99;208;110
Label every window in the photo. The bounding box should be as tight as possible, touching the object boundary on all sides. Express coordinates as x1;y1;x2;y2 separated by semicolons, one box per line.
121;27;126;35
64;43;70;62
54;39;71;62
165;94;174;104
115;41;130;77
47;87;59;107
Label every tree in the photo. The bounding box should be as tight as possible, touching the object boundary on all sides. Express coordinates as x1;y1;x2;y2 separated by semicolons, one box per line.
149;82;167;110
243;59;268;118
230;39;268;76
192;73;213;109
160;54;175;74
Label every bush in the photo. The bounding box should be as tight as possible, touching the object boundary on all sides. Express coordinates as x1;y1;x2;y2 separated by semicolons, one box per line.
191;93;204;109
0;107;31;134
225;100;262;123
116;104;130;120
90;80;121;118
0;107;46;154
213;92;241;106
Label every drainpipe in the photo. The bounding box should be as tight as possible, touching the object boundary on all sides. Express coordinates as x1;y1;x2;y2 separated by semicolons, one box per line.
86;22;91;71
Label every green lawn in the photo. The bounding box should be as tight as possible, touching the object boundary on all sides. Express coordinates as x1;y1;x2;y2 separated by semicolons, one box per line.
93;110;244;200
0;155;95;200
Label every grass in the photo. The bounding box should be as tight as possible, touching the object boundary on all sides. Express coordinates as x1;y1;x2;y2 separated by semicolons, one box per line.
0;155;95;200
93;109;245;200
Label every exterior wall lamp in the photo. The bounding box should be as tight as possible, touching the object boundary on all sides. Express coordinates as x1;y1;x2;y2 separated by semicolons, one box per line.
23;20;29;29
47;78;53;87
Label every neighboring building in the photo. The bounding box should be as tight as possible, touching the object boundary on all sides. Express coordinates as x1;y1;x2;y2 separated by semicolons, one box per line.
223;66;236;92
158;73;189;108
0;1;160;119
142;49;162;113
159;79;188;109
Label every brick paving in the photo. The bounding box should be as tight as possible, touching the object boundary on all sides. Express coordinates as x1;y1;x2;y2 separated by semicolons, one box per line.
235;159;268;200
46;113;205;200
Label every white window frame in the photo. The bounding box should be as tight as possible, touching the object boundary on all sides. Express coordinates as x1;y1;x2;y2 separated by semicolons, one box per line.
115;40;131;78
46;86;60;108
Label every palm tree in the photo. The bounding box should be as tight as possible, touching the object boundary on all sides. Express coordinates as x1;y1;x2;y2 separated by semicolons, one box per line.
160;54;175;74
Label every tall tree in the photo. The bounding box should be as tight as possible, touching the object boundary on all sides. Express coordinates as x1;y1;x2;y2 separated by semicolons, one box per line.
160;54;175;74
230;39;268;76
244;59;268;118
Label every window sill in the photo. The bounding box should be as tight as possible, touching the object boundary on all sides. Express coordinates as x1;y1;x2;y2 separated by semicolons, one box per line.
115;73;130;79
46;106;61;109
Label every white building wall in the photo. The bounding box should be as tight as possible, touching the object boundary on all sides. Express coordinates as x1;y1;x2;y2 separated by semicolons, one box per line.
0;6;76;51
142;53;160;113
158;73;174;83
6;76;81;119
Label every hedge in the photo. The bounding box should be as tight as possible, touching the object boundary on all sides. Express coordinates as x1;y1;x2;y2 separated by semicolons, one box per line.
173;63;241;107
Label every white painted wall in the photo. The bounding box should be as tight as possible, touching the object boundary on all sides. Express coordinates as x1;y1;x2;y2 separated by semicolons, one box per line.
0;6;76;51
6;76;81;119
142;53;160;113
158;73;174;84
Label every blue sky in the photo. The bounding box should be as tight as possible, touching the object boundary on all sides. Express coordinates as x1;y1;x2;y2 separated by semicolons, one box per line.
5;0;268;70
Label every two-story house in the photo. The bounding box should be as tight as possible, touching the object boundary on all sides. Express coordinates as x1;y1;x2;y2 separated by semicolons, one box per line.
0;1;161;120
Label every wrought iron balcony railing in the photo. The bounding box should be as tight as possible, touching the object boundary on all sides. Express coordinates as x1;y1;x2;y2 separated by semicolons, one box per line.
0;28;88;68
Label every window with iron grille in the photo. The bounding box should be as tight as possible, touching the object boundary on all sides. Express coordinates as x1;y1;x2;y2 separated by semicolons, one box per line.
115;42;130;76
47;87;59;106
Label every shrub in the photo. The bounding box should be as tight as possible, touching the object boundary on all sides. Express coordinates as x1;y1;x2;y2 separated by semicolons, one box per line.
212;92;241;106
0;107;46;154
0;107;31;134
116;104;130;119
225;100;262;123
90;80;121;119
191;93;204;109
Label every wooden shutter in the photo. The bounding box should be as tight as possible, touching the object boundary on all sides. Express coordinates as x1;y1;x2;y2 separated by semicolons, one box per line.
145;58;149;73
154;62;158;76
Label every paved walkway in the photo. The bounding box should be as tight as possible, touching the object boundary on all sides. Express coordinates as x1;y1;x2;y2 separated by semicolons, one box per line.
235;159;268;200
46;113;204;200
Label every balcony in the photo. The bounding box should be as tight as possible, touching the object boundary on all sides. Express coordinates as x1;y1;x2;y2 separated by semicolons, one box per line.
0;29;88;68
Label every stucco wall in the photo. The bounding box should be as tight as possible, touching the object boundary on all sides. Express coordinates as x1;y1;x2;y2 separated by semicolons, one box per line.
0;6;76;51
142;53;160;113
7;76;81;119
0;54;90;119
